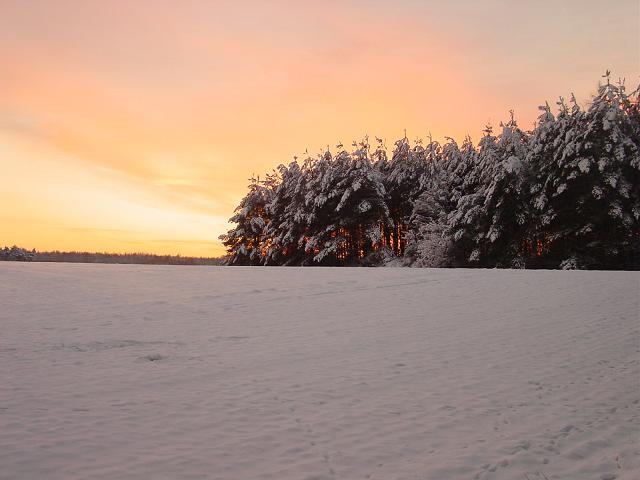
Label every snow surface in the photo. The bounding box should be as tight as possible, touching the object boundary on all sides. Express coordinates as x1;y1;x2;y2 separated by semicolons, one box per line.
0;263;638;480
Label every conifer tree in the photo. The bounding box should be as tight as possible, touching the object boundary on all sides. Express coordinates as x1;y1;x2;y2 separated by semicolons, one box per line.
264;158;311;265
480;113;531;267
447;126;500;266
304;140;390;264
384;135;427;255
219;176;273;265
529;74;640;268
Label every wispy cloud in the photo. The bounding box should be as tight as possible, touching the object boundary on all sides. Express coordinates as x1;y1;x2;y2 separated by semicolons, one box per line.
0;110;49;139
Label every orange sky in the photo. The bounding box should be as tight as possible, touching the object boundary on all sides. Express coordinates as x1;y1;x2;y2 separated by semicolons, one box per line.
1;0;638;256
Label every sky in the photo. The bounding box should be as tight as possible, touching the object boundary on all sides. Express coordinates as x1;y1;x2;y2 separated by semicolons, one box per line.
1;0;638;257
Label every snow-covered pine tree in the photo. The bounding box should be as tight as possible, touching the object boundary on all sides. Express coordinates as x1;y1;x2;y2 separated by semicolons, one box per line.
371;136;390;175
343;138;392;262
219;175;274;265
264;157;311;265
446;125;502;266
525;99;566;266
302;147;339;264
384;135;427;256
408;136;479;266
478;112;531;267
303;139;390;265
529;74;640;269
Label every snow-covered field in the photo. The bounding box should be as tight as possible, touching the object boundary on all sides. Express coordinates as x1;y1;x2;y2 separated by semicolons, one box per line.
0;263;638;480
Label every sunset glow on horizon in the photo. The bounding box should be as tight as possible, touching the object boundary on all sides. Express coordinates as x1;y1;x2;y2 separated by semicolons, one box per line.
2;0;638;256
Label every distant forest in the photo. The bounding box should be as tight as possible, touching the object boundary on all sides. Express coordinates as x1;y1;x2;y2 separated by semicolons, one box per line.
221;74;639;270
0;246;224;266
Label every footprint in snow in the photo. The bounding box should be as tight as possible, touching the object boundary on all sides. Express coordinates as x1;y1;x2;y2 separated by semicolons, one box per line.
141;353;167;362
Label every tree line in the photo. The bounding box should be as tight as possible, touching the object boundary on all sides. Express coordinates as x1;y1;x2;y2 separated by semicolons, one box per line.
221;74;639;270
0;246;36;262
0;246;225;266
